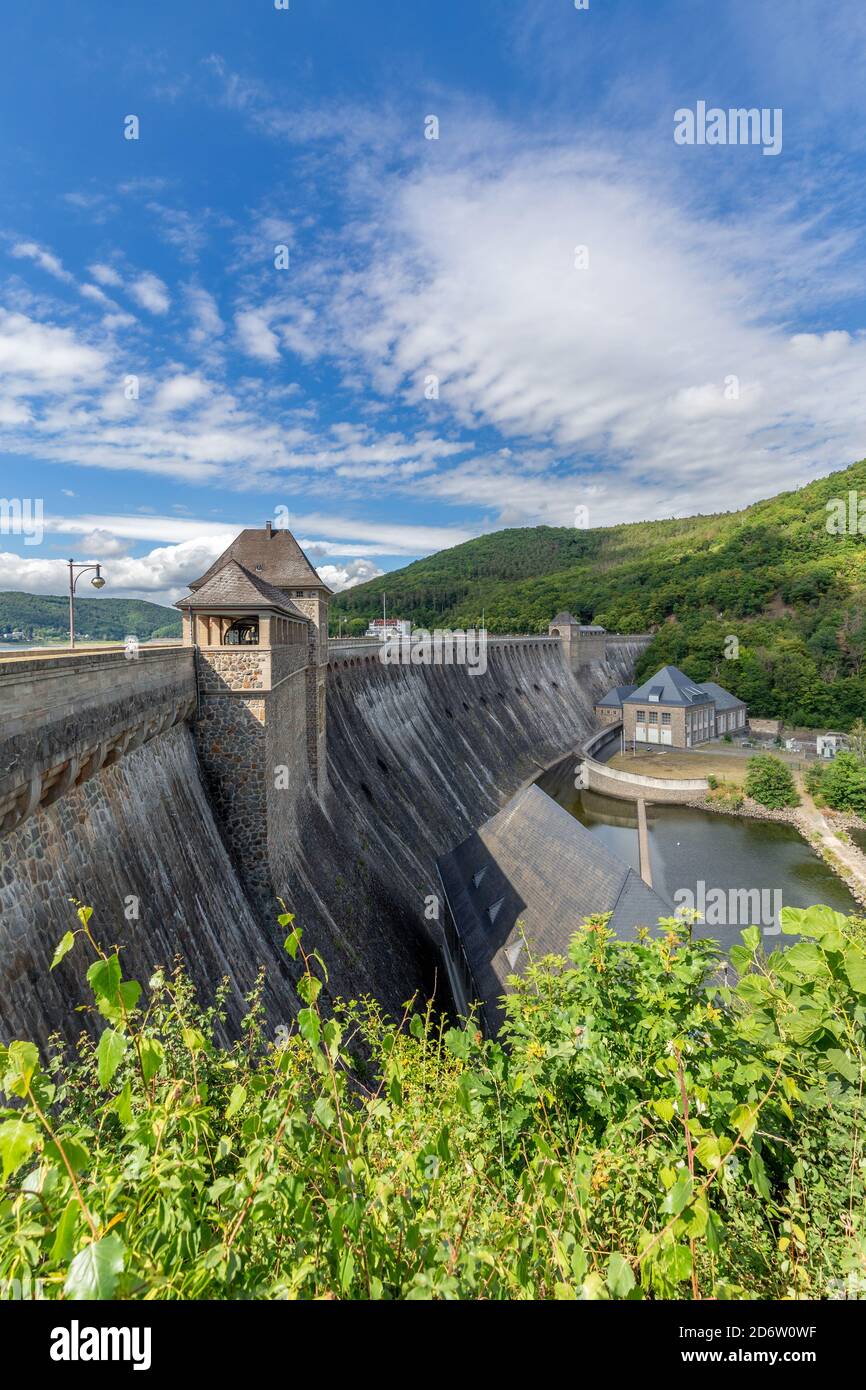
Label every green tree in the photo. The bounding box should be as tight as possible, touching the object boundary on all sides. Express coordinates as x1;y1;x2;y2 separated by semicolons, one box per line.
818;752;866;815
745;754;800;809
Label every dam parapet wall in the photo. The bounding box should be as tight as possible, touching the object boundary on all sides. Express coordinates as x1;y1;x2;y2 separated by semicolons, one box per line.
0;646;195;838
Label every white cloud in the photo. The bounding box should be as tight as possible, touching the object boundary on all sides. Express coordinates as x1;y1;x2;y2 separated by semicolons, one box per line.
154;374;210;412
301;140;866;522
0;309;107;389
10;240;73;284
317;558;384;592
235;307;280;361
185;285;224;343
89;263;123;287
129;272;171;314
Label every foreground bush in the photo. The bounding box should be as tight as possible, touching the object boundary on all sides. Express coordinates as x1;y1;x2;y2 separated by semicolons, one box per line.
1;903;864;1300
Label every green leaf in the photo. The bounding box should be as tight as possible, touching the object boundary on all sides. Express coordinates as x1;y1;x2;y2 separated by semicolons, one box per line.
283;926;302;958
844;948;866;996
731;1103;759;1142
662;1170;693;1217
668;1244;693;1283
50;931;76;970
226;1084;247;1120
652;1097;676;1123
87;954;121;1004
118;979;142;1013
297;1009;320;1046
1;1040;39;1098
781;942;825;977
44;1136;90;1173
96;1028;127;1089
0;1117;40;1180
313;1095;336;1129
64;1231;125;1300
705;1209;724;1257
297;973;322;1006
139;1035;165;1084
748;1149;772;1202
827;1049;859;1084
695;1134;721;1171
606;1252;635;1298
444;1027;472;1060
113;1081;133;1127
51;1197;79;1264
182;1027;205;1055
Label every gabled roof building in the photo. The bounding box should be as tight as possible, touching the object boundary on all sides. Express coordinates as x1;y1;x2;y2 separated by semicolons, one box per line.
594;664;748;748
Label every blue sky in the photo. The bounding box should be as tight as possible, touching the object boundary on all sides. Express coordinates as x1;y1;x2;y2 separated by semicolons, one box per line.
1;0;865;602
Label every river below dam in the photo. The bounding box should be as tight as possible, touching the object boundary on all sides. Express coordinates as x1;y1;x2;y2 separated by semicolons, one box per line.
538;757;859;952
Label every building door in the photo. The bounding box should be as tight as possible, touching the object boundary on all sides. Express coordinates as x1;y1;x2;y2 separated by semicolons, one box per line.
648;726;659;743
661;727;672;745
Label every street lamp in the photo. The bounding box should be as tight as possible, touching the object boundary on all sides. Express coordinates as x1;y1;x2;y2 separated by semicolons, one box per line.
68;559;106;649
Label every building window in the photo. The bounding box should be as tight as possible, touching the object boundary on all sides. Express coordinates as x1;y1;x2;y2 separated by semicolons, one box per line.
661;712;671;725
636;710;646;722
648;711;658;723
224;618;259;645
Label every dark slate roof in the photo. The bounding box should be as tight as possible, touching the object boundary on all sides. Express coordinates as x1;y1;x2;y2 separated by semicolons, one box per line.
596;684;637;709
437;784;671;1032
175;560;310;620
624;664;712;708
698;681;746;711
190;526;332;594
551;611;578;626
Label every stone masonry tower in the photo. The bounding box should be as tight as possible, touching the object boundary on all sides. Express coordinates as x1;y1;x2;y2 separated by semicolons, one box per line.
548;612;607;670
188;522;331;797
176;525;331;912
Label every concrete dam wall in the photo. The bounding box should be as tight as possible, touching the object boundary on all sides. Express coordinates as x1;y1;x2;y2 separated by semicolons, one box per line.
0;636;650;1045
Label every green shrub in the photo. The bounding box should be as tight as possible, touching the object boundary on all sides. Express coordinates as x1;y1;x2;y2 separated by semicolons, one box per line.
818;752;866;816
745;754;800;809
1;902;864;1300
707;774;718;789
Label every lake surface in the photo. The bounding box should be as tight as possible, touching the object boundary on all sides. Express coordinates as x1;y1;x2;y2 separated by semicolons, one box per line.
850;827;866;854
538;757;859;953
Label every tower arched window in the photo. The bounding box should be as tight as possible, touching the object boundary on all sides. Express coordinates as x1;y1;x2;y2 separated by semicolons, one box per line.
224;618;259;646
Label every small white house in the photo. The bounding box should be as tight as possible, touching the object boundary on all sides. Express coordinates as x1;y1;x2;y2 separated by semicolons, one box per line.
817;733;848;760
365;617;411;640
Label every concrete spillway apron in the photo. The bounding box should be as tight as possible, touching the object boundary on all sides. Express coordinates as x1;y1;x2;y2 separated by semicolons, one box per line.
636;798;653;888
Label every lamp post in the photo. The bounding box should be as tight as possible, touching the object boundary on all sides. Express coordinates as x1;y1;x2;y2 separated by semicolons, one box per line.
68;559;106;649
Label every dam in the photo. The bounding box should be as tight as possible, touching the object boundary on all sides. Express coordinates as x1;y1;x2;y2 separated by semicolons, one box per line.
0;525;651;1045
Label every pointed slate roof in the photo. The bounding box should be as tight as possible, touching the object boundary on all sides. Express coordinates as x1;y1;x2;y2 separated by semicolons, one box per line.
698;681;746;711
436;783;671;1032
550;610;578;626
624;664;712;707
175;560;310;620
596;684;637;709
190;526;332;594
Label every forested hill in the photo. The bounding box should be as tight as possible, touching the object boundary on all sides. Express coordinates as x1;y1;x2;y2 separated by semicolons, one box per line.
332;460;866;728
0;592;181;642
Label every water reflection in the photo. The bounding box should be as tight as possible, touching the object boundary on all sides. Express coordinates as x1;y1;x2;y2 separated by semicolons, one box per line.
537;757;859;953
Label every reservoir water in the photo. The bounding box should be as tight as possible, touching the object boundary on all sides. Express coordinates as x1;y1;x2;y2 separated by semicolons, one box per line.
538;757;859;953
